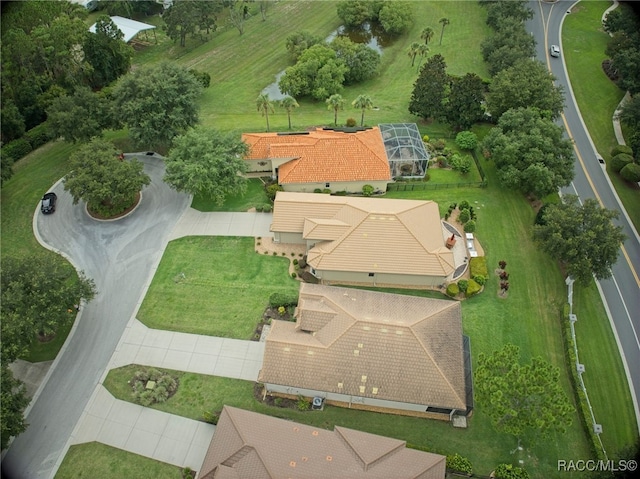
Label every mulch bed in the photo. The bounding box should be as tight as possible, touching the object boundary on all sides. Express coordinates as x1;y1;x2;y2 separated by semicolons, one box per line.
253;383;299;410
87;192;141;220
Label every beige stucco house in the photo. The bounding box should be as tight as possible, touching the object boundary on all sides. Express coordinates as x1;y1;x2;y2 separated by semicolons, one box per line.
271;191;456;288
258;284;473;420
241;127;391;194
198;405;446;479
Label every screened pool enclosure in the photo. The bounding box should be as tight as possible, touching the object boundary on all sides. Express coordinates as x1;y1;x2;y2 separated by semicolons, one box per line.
379;123;430;179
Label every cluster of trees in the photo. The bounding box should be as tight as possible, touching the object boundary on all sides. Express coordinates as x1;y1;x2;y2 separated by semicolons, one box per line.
279;34;380;100
479;0;535;76
163;0;222;46
409;55;486;131
0;2;133;142
1;255;96;448
336;0;413;35
603;4;640;96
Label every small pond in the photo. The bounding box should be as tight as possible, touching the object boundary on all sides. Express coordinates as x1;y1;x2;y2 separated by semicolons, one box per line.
261;22;392;100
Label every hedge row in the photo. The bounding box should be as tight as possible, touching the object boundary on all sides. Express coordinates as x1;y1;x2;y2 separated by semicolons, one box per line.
1;122;56;183
470;256;488;278
560;303;607;461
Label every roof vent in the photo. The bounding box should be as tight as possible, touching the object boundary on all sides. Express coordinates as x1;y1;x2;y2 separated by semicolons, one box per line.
312;431;319;436
290;461;296;468
361;375;367;382
326;456;333;462
372;387;379;395
353;350;360;356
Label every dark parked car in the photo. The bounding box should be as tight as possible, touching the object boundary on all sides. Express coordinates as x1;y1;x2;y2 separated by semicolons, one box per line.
41;192;57;214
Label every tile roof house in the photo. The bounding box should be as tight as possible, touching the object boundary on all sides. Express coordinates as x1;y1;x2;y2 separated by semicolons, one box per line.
242;127;391;194
258;284;473;420
198;405;446;479
271;191;457;288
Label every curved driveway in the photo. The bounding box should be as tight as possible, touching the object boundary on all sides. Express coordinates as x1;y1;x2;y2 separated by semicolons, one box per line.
2;155;191;479
529;0;640;430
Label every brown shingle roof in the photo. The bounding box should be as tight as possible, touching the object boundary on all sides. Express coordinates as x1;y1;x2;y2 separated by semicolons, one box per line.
259;284;467;412
271;192;455;278
241;128;391;184
198;406;446;479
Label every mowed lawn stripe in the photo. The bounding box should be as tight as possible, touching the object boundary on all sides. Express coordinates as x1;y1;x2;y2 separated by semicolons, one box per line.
137;236;298;338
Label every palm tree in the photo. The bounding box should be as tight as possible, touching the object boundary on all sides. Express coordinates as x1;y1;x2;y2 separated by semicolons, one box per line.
352;94;373;126
326;94;345;126
407;41;420;67
420;27;434;45
256;93;274;132
439;17;450;46
279;96;299;130
416;44;429;70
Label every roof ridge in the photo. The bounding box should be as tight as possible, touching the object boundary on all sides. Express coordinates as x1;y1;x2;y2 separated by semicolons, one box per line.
334;426;406;471
409;304;467;407
301;290;357;348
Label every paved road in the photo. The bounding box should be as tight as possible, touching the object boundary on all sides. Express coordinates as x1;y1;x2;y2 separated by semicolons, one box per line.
529;0;640;430
1;155;191;479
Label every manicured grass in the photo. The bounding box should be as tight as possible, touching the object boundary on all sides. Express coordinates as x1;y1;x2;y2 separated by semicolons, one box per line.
190;178;269;212
572;282;638;455
137;236;299;339
427;163;482;184
131;1;490;132
563;1;640;230
54;442;182;479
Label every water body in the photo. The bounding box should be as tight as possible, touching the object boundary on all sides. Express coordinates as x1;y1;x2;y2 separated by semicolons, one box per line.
261;22;391;101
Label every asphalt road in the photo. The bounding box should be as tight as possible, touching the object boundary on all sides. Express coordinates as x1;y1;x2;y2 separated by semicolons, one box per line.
528;0;640;430
1;155;190;479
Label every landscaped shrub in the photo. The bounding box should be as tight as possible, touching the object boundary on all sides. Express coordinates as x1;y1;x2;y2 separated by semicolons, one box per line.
130;368;178;407
265;183;283;201
334;190;347;196
298;257;307;268
463;220;476;233
297;395;311;411
345;117;357;127
1;138;32;162
362;184;374;196
255;204;264;212
446;283;459;297
465;278;481;297
449;202;457;210
430;138;446;151
293;259;299;266
498;260;507;269
610;144;633;157
322;188;331;194
23;122;55;150
446;453;473;474
202;410;220;424
269;291;299;308
422;134;429;142
263;204;272;212
459;200;470;211
494;463;530;479
298;270;319;284
455;130;478;151
457;279;469;293
620;162;640;182
291;272;297;278
534;203;550;225
458;209;470;224
611;153;634;173
314;188;323;193
470;256;488;277
472;274;486;286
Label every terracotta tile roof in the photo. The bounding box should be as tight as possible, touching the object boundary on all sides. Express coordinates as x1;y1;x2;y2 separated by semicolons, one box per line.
199;405;446;479
271;192;455;278
259;284;468;412
241;128;391;184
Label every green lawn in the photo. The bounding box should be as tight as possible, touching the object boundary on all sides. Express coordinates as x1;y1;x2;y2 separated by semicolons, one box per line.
54;442;182;479
190;178;269;212
130;1;490;132
563;0;640;230
136;236;299;339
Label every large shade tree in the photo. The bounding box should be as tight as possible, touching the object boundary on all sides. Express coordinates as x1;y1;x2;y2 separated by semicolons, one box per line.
64;139;151;217
113;62;203;148
443;73;486;131
83;15;133;89
1;364;30;450
329;37;380;84
409;54;448;121
486;58;564;120
481;17;536;76
475;344;574;441
164;127;248;205
482;107;574;198
534;195;626;284
46;87;112;143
